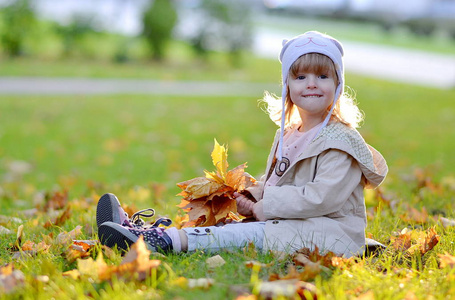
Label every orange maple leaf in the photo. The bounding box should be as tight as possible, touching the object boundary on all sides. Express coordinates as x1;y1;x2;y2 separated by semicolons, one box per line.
439;252;455;269
177;140;256;227
390;227;440;256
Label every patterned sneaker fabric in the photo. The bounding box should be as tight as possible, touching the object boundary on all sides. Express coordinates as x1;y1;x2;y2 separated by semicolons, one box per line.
98;221;173;253
96;193;172;229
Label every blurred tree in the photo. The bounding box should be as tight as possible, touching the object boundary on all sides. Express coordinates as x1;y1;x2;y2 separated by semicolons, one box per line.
54;14;97;58
191;0;253;67
0;0;37;57
141;0;178;61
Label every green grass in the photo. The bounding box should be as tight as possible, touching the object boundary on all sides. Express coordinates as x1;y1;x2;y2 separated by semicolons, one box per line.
1;74;455;298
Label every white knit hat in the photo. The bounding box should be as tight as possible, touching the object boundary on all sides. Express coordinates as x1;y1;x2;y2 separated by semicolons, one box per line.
277;31;344;161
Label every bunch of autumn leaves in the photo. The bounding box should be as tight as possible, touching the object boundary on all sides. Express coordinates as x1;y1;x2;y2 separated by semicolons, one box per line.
177;140;257;227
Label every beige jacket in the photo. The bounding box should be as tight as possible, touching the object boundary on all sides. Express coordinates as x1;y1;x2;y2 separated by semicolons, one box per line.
250;122;388;257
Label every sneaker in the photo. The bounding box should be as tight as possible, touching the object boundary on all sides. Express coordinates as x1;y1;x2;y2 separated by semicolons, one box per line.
96;193;173;229
96;193;129;228
98;221;173;253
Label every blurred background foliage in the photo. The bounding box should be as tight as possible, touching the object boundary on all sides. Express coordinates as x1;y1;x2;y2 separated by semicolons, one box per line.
0;0;453;65
0;0;256;65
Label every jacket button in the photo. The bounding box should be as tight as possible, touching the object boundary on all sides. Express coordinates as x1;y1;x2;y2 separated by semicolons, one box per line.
205;228;211;233
272;220;279;224
194;229;200;233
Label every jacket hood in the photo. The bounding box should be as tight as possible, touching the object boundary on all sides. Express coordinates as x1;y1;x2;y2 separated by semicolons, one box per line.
310;122;388;188
268;122;388;189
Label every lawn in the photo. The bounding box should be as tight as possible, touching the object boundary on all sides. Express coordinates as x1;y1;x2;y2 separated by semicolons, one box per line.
1;70;455;299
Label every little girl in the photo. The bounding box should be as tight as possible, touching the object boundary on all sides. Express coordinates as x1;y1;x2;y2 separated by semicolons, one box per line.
97;31;388;257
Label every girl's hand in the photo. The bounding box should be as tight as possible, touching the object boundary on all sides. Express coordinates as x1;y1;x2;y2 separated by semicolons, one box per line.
252;201;266;221
234;192;254;217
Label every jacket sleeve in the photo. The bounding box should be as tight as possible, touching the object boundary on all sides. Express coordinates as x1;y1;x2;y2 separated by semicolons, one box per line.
262;149;362;219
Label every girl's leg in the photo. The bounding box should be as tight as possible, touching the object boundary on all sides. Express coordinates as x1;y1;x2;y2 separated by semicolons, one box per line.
173;222;266;253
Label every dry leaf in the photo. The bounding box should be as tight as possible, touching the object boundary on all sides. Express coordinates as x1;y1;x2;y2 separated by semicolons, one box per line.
242;242;258;259
0;264;25;294
177;140;256;227
0;215;23;225
187;278;215;289
390;227;440;256
206;255;226;268
355;290;375;300
293;246;337;268
258;279;317;300
9;225;24;252
57;225;83;245
65;240;97;262
439;216;455;228
43;206;72;229
439;252;455;269
78;254;108;281
399;206;429;224
21;240;50;253
0;225;12;235
98;236;161;281
43;190;68;211
235;295;257;300
62;269;81;280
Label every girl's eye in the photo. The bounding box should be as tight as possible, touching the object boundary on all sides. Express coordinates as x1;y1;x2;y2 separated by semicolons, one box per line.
319;74;328;79
296;75;305;80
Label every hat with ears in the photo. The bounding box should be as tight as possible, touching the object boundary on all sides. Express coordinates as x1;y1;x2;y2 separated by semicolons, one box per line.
277;31;344;161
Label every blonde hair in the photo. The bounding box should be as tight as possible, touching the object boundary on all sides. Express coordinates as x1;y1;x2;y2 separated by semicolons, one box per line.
263;53;364;128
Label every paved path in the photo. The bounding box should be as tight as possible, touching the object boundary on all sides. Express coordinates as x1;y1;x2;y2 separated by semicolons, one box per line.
0;77;279;96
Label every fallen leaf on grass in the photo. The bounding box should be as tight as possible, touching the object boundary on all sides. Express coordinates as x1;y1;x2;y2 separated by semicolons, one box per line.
57;225;83;245
0;215;23;225
206;255;226;268
0;225;12;235
245;260;272;269
8;225;24;252
66;240;98;263
293;246;338;268
438;252;455;269
390;227;440;256
42;190;69;211
72;240;98;252
413;167;442;195
258;279;317;300
0;264;25;294
21;240;51;252
64;238;162;282
399;205;429;224
101;236;161;281
234;295;257;300
355;290;375;300
187;278;215;289
438;216;455;228
43;206;72;229
173;277;215;289
177;139;256;227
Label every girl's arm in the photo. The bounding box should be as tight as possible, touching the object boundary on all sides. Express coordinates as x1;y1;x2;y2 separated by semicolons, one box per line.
262;149;363;220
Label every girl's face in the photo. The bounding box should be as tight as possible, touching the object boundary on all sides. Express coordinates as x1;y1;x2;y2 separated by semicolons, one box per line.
287;54;337;124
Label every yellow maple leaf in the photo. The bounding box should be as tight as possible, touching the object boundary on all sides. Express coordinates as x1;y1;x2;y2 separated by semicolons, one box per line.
177;177;224;200
211;139;228;181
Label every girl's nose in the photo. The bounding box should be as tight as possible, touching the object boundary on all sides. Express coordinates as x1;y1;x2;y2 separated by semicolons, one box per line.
306;76;317;88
